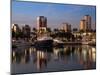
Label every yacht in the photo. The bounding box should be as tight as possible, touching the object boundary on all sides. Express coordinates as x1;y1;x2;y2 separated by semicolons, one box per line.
34;36;53;48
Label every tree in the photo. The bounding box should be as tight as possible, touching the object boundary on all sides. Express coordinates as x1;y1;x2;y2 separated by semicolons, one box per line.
72;34;75;41
73;28;78;32
12;29;15;38
33;27;37;32
77;35;82;40
53;28;59;32
51;31;72;41
79;30;84;33
47;28;51;32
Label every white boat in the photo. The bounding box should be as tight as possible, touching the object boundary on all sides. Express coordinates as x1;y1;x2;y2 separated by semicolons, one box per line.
34;36;53;48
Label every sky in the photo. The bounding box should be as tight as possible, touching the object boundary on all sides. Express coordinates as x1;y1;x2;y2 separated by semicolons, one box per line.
12;1;96;30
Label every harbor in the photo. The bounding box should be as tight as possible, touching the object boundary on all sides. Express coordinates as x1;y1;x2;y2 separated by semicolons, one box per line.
11;1;96;74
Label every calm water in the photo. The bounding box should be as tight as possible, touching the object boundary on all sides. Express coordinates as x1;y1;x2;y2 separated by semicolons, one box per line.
11;45;96;74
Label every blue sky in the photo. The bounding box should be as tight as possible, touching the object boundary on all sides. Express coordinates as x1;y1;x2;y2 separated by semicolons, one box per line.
12;1;96;29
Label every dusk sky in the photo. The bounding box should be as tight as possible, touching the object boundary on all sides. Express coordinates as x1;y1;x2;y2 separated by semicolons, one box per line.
12;1;96;29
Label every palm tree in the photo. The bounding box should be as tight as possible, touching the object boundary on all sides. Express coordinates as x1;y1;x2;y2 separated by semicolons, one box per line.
33;27;37;33
73;28;78;32
47;28;51;33
53;28;59;33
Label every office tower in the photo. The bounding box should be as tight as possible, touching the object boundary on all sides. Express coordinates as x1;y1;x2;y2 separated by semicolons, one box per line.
80;15;91;31
80;19;86;31
12;24;20;33
23;25;31;37
61;23;71;32
83;15;91;31
37;16;47;33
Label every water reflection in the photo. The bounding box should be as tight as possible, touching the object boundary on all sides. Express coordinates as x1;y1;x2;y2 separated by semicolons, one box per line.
36;50;47;70
11;45;96;74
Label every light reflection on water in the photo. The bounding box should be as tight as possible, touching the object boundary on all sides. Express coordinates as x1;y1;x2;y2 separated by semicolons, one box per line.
11;45;96;74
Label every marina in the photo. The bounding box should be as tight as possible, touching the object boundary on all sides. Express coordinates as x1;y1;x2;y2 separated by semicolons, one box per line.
11;1;96;74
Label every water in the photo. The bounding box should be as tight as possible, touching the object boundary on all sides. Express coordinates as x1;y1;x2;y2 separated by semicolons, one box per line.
11;45;96;74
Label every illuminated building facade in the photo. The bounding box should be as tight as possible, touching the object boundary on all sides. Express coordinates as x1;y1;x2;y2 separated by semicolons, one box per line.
12;24;20;33
61;23;71;32
83;15;91;31
80;15;91;31
37;16;47;33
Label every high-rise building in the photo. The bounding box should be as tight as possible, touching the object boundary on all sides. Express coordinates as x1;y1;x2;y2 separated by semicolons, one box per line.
80;19;86;31
12;24;20;33
37;16;47;33
80;15;91;31
22;25;31;37
68;24;71;32
61;23;71;32
83;15;91;31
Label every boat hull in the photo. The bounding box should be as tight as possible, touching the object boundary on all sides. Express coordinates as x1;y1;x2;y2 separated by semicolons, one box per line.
34;40;53;48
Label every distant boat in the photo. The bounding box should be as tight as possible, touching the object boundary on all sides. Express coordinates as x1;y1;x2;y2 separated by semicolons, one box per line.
34;36;53;49
53;39;64;48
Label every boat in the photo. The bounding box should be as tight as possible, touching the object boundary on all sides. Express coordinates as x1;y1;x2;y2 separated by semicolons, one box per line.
34;36;53;49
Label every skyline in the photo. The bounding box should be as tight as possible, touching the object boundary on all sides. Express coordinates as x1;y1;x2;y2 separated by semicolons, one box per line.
12;1;96;29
